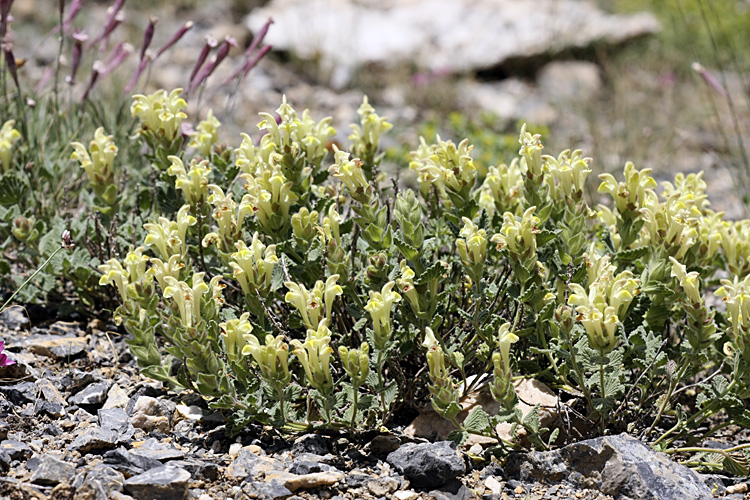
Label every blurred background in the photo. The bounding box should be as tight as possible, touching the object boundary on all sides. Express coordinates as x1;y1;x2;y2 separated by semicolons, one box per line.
7;0;750;216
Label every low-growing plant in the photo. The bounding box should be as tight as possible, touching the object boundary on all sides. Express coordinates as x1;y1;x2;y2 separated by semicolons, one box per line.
0;0;270;313
97;89;750;473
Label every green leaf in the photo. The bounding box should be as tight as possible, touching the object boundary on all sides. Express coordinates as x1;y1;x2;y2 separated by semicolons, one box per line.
615;246;648;262
522;405;541;433
463;407;492;434
270;259;285;293
447;430;469;446
0;173;28;205
416;261;445;286
536;228;560;248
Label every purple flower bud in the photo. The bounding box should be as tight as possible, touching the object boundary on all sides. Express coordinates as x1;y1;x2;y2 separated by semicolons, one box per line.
245;17;273;58
140;16;158;62
692;62;727;97
155;20;192;60
124;53;149;93
66;30;88;85
3;42;19;88
0;0;13;26
220;43;271;88
188;35;217;89
101;42;131;77
62;0;82;33
188;36;235;93
82;60;105;102
35;67;53;93
96;10;125;51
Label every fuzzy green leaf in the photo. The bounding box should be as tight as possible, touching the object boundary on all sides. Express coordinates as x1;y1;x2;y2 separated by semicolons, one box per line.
463;407;492;434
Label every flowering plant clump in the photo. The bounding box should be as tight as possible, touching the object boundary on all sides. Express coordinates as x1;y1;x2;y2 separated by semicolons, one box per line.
92;90;750;473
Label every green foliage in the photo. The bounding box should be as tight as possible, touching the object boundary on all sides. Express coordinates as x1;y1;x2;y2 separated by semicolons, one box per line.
85;88;750;473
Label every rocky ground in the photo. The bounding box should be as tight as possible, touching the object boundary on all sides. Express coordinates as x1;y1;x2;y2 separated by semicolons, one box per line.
0;307;748;500
3;1;750;499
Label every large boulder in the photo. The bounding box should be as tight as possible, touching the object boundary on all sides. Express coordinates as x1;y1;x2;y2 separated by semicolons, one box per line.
246;0;659;86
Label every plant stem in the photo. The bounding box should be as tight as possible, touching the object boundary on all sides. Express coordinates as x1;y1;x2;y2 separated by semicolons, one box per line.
0;246;65;315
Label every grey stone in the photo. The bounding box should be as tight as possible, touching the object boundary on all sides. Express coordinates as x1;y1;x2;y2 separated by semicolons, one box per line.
60;369;98;393
368;476;399;496
29;454;76;486
537;61;603;102
292;433;329;456
504;433;713;500
134;438;186;461
386;441;466;489
227;448;284;479
0;420;8;440
69;427;120;454
0;306;30;330
69;381;111;406
246;0;659;87
0;439;33;461
124;465;191;500
429;479;478;500
33;400;65;418
240;478;293;500
28;335;87;359
0;381;37;405
104;447;163;476
37;378;67;405
99;407;136;442
48;321;83;336
72;464;125;500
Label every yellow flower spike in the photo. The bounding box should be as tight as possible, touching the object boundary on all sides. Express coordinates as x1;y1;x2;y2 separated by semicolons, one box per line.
544;149;591;198
339;342;370;387
397;260;420;312
716;276;750;351
131;88;187;142
291;318;334;394
457;217;487;269
242;333;291;386
188;109;220;157
98;259;129;303
123;247;149;283
71;127;118;204
220;312;253;361
669;257;701;305
235;133;261;175
497;322;519;373
491;322;519;404
230;233;277;296
284;281;315;329
365;281;402;349
328;146;370;199
323;274;343;321
422;327;459;415
292;207;319;244
491;206;539;256
0;119;22;172
518;123;544;177
148;255;184;291
168;156;211;206
349;96;393;161
479;160;523;216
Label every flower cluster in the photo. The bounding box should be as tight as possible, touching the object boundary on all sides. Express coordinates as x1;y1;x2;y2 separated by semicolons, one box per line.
0;120;21;172
131;88;188;143
71;127;118;206
423;327;459;417
365;281;402;350
409;136;477;204
568;249;640;353
285;275;343;331
490;322;518;406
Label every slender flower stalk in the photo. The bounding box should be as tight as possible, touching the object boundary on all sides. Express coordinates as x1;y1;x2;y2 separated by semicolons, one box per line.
155;21;192;60
66;30;88;85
